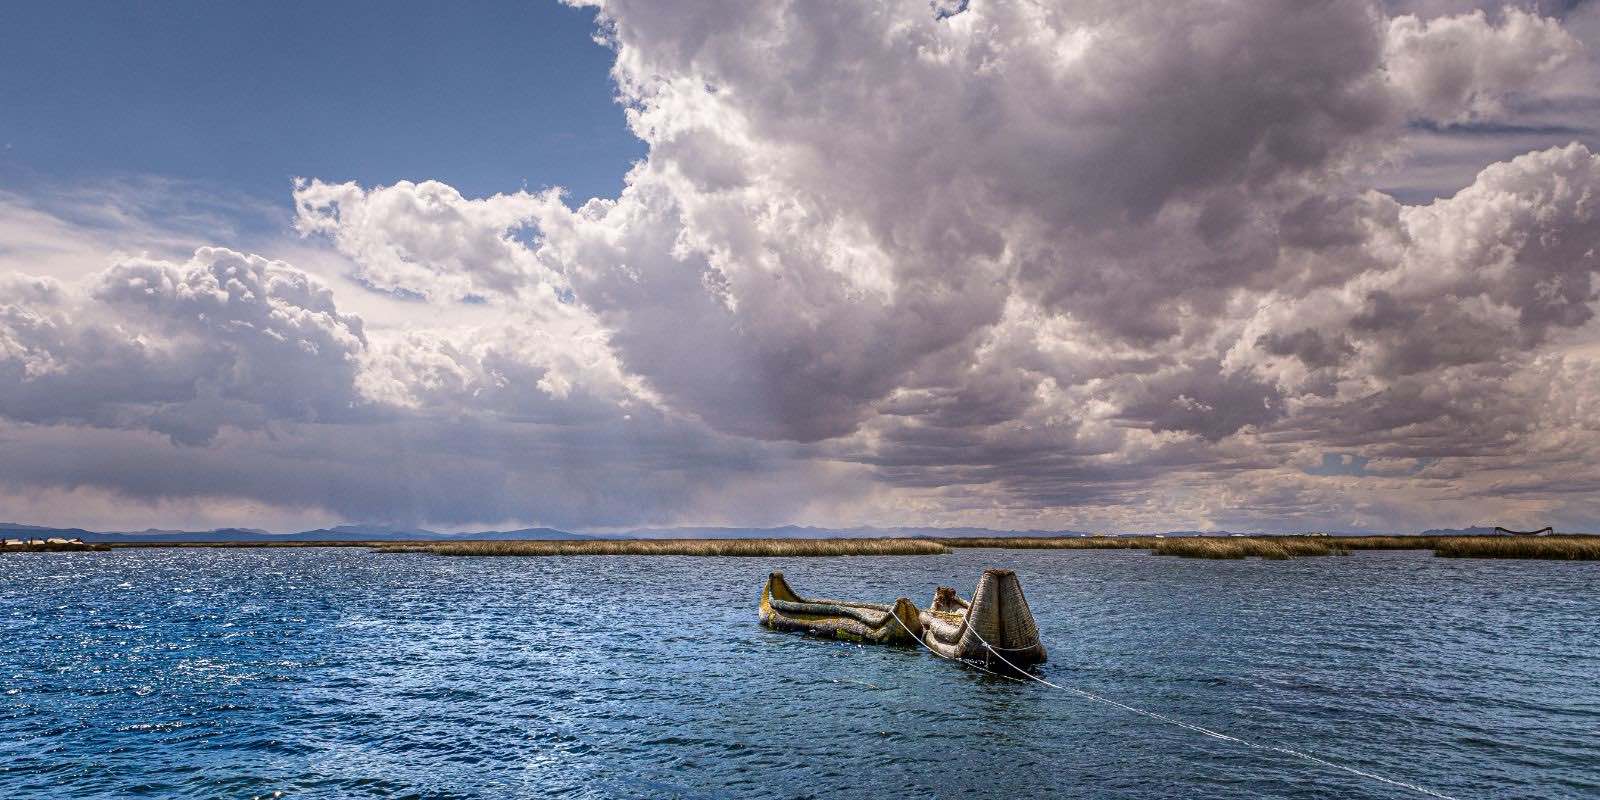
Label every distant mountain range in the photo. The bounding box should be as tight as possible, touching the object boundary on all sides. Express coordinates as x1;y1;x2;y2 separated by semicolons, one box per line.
0;521;1535;543
613;525;1095;539
0;522;604;543
1420;526;1499;536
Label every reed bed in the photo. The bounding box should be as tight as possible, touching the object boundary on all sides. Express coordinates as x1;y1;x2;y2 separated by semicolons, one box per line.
1333;536;1444;550
937;536;1148;550
1149;534;1598;560
944;534;1346;558
1150;537;1348;560
67;533;1600;560
373;537;952;557
1433;536;1600;560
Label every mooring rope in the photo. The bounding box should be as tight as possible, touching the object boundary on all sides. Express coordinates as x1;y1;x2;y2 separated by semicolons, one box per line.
885;614;1458;800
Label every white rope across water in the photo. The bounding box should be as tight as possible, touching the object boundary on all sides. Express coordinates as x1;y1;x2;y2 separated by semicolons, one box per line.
885;614;1458;800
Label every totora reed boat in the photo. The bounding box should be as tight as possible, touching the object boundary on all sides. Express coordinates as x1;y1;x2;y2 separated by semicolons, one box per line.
759;568;1047;667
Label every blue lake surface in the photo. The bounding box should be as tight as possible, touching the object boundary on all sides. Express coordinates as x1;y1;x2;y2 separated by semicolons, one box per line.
2;548;1597;799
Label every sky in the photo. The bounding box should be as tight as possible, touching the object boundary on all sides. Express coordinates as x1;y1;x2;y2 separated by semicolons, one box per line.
2;0;1599;533
0;1;641;204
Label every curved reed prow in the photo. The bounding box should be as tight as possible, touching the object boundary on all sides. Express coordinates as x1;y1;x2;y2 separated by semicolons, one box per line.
923;568;1047;668
759;571;922;644
762;571;802;606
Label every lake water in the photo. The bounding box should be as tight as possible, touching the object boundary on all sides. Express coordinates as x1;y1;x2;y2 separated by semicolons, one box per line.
2;548;1596;799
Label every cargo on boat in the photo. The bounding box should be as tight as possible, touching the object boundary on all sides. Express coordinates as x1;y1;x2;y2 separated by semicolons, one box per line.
759;568;1047;667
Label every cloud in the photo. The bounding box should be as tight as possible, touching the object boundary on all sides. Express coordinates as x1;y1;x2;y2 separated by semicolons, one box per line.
0;417;872;530
359;317;647;425
1385;8;1581;122
1;248;368;444
0;206;840;528
4;0;1600;532
537;0;1394;438
1233;142;1600;389
293;179;567;303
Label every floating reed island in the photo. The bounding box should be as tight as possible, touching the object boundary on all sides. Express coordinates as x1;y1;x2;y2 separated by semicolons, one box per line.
1320;534;1599;560
1432;535;1600;560
1151;537;1348;560
942;533;1599;560
369;533;1600;560
760;568;1047;667
936;536;1148;550
1;537;108;552
40;529;1592;560
372;537;951;557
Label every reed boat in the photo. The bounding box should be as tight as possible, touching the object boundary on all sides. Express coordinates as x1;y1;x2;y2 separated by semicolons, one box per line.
759;571;923;645
759;568;1047;667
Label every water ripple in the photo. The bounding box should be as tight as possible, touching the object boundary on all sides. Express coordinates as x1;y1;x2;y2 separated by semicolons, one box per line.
0;548;1595;798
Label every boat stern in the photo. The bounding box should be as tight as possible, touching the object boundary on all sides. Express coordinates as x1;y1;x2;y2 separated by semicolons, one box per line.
923;568;1048;667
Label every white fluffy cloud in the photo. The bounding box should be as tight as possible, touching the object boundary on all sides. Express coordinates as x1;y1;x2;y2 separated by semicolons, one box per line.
3;0;1599;531
1384;9;1580;122
1;248;368;444
293;179;568;303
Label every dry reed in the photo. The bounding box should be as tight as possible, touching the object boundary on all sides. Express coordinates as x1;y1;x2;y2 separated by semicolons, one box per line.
1150;537;1348;560
936;536;1148;550
1332;536;1443;550
65;532;1600;561
373;537;951;557
1433;536;1600;560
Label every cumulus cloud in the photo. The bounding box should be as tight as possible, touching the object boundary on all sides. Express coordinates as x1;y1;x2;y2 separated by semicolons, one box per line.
1;248;369;444
0;240;839;527
1233;142;1600;387
1384;8;1581;122
292;179;571;303
4;0;1600;532
359;317;647;425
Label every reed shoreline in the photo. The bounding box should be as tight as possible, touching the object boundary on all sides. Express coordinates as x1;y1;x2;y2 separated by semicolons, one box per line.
371;537;952;557
935;536;1148;550
370;534;1599;560
948;534;1600;560
20;534;1599;560
1152;537;1349;559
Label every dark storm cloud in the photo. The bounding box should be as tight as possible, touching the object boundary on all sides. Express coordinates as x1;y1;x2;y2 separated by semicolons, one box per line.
1257;329;1356;370
1117;363;1284;442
